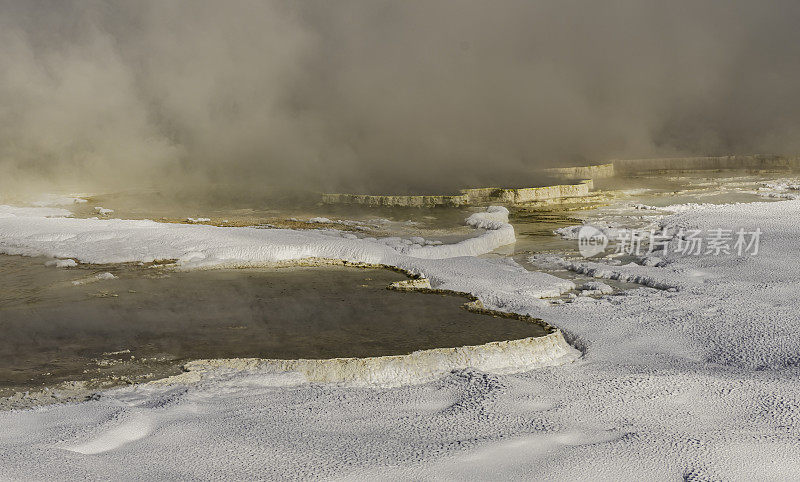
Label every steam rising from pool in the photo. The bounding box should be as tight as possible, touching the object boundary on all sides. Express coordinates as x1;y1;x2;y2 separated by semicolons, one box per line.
3;1;800;198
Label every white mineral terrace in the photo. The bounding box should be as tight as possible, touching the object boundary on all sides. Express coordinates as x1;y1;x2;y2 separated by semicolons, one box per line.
321;180;594;207
166;331;577;387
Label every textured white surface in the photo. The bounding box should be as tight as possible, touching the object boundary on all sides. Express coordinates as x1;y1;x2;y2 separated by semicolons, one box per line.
0;205;72;219
2;200;800;478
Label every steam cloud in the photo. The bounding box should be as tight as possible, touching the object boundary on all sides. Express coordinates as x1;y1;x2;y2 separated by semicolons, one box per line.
2;1;800;196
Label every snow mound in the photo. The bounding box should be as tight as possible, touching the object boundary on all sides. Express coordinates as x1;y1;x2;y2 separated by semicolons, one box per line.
579;281;613;296
44;258;77;268
465;205;509;230
532;255;683;290
624;202;725;213
757;179;800;200
94;207;114;215
554;224;628;241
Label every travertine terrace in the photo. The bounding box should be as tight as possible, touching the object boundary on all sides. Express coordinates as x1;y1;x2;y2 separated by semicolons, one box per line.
612;154;800;174
321;180;594;207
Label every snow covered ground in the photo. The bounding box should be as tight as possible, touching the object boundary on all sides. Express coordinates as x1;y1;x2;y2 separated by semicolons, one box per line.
2;197;800;478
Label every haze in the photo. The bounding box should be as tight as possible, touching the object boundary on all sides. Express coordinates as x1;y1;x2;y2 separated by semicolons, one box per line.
2;0;800;196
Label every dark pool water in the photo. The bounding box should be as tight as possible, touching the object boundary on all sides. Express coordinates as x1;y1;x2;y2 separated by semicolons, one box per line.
0;255;546;394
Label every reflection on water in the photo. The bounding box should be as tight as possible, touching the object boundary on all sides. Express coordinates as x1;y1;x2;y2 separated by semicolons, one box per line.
0;255;547;395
